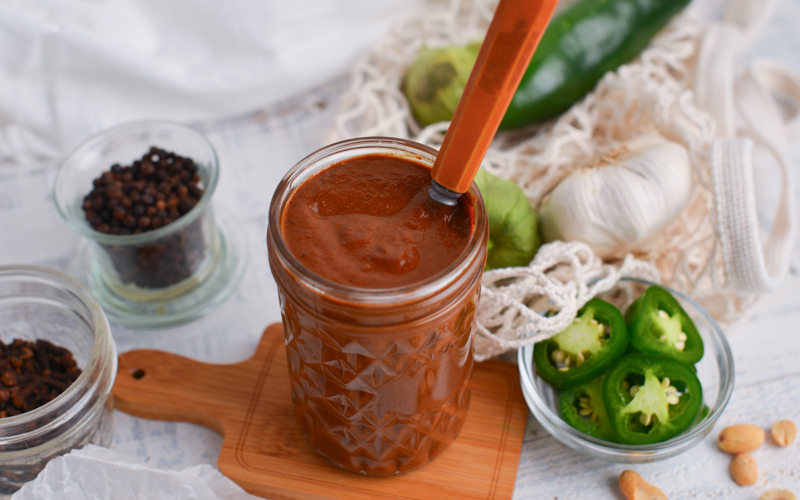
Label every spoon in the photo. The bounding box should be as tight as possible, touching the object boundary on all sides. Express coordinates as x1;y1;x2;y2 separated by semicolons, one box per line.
428;0;559;206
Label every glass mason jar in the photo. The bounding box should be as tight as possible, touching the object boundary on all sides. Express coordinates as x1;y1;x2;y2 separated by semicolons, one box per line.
54;121;247;328
267;137;488;475
0;266;117;498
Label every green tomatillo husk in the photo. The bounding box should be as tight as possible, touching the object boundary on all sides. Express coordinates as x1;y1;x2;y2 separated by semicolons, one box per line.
402;43;480;127
473;169;541;270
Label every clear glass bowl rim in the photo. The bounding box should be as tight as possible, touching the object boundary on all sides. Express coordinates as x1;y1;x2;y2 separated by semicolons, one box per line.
53;120;220;246
0;265;116;444
267;136;488;307
517;277;735;459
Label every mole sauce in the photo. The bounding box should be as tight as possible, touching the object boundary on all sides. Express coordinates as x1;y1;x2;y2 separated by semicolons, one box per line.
282;154;473;288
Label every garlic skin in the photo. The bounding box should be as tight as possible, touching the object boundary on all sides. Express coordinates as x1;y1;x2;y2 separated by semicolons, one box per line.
538;135;692;258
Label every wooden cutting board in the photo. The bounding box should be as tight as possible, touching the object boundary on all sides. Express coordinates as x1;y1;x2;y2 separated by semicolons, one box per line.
113;323;529;500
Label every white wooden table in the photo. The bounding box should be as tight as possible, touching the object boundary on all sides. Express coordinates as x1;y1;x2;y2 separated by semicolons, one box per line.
1;0;799;498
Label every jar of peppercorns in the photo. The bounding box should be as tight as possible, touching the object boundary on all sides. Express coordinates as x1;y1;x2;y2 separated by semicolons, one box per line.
54;121;247;328
0;266;117;498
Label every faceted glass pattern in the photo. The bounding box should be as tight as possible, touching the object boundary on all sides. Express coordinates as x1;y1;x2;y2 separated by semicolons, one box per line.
279;285;479;475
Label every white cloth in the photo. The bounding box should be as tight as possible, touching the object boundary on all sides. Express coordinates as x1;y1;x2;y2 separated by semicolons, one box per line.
0;0;424;160
10;445;260;500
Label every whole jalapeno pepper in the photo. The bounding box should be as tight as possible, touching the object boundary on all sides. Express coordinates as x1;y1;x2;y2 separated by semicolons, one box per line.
500;0;690;128
625;286;704;365
559;377;619;443
534;298;627;390
602;354;703;445
404;0;690;129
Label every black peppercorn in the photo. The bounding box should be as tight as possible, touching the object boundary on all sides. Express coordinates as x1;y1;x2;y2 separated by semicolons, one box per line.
81;146;208;288
82;147;204;236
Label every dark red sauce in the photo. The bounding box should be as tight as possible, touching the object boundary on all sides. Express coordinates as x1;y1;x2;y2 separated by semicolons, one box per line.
281;154;473;289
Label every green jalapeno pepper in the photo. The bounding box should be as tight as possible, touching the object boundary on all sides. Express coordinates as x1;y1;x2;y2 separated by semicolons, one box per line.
602;354;703;445
559;377;619;442
500;0;690;128
534;298;627;390
625;286;704;365
403;0;690;129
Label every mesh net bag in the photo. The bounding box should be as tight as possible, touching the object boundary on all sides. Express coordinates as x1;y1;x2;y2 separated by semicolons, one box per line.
329;0;799;360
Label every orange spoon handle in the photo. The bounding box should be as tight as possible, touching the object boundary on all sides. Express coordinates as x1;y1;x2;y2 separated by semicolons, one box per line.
431;0;558;194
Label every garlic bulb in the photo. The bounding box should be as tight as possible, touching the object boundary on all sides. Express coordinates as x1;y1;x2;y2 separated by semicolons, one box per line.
538;135;692;258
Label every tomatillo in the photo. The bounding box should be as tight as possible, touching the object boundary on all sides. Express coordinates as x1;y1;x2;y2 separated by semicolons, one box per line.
625;285;704;365
533;298;627;390
602;354;703;445
559;377;619;442
402;43;480;127
473;169;541;270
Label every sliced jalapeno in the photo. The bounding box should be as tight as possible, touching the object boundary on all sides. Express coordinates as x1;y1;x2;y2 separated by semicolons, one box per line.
534;298;628;390
625;286;704;365
559;377;619;443
602;354;703;445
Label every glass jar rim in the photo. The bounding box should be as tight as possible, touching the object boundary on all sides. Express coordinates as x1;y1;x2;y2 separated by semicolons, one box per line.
267;136;488;306
0;265;116;441
53;120;220;246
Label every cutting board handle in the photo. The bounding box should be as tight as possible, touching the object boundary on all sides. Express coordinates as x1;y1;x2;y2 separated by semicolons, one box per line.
114;348;236;435
114;324;286;437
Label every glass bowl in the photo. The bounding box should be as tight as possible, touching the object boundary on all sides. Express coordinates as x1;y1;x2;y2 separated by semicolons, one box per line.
54;120;247;328
518;278;735;463
0;266;117;498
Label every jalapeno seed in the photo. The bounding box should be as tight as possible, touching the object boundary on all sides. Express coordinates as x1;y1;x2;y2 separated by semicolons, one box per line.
549;314;610;372
535;299;629;390
654;309;689;351
622;372;681;428
578;396;603;424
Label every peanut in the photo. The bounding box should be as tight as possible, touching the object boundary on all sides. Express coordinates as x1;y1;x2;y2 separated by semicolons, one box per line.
619;470;668;500
718;424;765;454
761;489;797;500
771;420;796;447
730;453;758;486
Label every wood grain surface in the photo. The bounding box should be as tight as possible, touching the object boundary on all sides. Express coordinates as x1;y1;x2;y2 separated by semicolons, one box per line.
113;323;529;500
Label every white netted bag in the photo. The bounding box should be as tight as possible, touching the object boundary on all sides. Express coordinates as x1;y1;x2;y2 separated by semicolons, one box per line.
331;0;800;360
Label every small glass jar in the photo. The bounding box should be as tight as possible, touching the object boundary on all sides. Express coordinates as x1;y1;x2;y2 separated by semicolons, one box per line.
267;137;489;475
0;266;117;498
54;121;247;328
